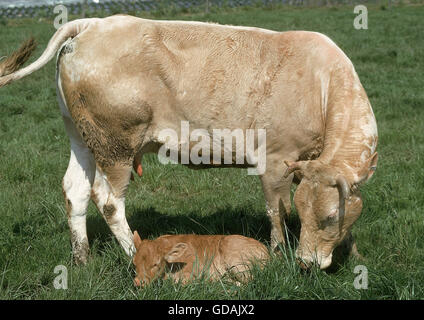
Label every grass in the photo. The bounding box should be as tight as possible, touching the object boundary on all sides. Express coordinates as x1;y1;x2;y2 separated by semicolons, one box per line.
0;3;423;299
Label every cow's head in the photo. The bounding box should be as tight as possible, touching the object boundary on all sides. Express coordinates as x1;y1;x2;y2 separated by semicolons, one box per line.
284;153;377;269
132;231;191;286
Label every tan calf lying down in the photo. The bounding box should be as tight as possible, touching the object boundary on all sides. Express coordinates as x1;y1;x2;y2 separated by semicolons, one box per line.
133;231;269;286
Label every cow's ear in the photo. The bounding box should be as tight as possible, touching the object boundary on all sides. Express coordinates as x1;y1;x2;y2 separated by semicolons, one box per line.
365;152;378;181
164;243;188;263
356;152;378;184
133;231;142;250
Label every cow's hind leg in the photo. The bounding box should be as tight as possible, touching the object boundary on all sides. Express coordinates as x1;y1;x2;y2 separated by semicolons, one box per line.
62;117;96;265
91;164;135;257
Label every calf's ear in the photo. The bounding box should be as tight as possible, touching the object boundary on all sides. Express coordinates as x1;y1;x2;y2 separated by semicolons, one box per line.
133;231;142;250
164;243;188;263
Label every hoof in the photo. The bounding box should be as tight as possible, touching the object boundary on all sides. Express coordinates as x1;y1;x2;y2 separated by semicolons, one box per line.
71;238;89;265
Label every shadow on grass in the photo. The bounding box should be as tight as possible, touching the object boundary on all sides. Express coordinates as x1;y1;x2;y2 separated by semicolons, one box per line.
87;206;273;251
85;205;307;260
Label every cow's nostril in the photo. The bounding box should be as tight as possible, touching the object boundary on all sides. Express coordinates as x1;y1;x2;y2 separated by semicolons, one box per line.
134;277;141;287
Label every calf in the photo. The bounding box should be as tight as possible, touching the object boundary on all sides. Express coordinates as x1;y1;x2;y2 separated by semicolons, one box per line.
132;231;269;286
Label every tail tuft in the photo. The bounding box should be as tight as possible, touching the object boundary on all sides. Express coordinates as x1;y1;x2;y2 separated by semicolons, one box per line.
0;37;37;78
0;19;93;89
0;76;12;88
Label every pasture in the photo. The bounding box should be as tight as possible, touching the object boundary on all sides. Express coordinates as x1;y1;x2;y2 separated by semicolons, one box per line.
0;3;423;299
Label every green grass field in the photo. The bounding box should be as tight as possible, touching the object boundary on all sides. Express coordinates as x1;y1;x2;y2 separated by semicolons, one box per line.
0;3;423;299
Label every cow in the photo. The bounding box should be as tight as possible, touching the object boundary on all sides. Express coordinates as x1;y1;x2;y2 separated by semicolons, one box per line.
132;231;269;286
0;15;378;269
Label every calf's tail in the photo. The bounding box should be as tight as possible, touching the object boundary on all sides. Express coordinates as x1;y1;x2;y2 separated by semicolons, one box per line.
0;19;95;88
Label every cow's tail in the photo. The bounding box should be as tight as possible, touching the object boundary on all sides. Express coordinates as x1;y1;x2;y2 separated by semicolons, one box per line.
0;19;95;88
0;37;37;78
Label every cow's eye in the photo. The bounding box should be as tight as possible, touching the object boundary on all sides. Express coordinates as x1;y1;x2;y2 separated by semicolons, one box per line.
327;209;339;221
327;215;337;222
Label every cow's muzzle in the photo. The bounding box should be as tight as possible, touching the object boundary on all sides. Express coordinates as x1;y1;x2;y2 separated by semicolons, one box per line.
296;251;333;270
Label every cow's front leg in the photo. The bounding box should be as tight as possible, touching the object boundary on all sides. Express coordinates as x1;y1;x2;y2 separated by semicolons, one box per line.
260;159;293;251
62;117;96;265
91;164;135;257
332;231;363;265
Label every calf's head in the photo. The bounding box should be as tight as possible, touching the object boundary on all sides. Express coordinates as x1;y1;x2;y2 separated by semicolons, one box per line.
284;153;377;269
132;231;190;286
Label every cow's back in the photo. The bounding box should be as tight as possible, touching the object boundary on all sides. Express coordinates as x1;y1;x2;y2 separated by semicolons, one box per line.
58;16;361;166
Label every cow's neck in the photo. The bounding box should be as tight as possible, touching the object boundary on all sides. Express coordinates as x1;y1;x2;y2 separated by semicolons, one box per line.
318;93;377;185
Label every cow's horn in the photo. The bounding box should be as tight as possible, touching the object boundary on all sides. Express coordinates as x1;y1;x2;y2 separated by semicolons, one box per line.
284;160;304;178
336;175;350;199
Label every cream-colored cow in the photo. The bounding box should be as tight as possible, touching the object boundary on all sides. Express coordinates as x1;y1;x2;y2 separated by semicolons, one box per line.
0;16;377;269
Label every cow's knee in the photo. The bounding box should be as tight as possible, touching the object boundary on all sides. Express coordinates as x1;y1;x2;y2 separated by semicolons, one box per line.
63;171;92;215
265;202;285;250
